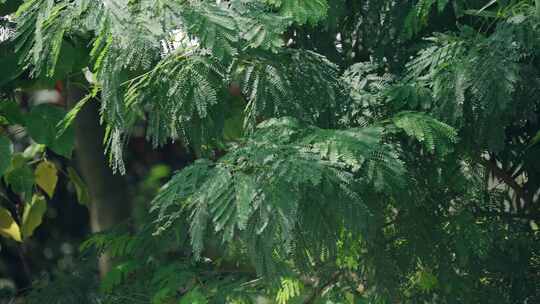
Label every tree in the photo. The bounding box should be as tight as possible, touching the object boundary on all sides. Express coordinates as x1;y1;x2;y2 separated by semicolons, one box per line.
1;0;539;303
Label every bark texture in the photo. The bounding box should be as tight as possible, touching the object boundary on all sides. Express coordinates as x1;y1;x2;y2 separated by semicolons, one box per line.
66;82;131;276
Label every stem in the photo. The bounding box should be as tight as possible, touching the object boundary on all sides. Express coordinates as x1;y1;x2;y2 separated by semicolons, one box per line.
536;0;540;19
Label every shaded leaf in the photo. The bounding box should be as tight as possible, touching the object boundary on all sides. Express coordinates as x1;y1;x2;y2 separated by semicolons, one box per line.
223;96;245;141
67;167;90;206
5;164;34;194
0;41;23;88
26;104;74;158
529;130;540;147
0;100;25;126
265;0;328;25
21;195;47;239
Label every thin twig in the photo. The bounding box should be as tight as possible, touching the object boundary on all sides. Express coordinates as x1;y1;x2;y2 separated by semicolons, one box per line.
479;157;532;207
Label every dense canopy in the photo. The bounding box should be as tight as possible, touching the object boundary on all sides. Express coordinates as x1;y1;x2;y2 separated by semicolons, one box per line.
0;0;539;303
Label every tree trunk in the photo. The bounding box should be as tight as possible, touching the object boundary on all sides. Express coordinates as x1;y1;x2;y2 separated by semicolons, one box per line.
65;82;131;277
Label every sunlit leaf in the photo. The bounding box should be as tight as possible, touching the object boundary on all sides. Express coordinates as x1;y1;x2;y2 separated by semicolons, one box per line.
22;143;46;159
0;207;21;242
56;92;93;138
35;160;58;198
21;195;47;239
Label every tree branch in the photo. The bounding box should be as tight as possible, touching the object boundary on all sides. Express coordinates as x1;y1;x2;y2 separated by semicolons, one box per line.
479;157;532;207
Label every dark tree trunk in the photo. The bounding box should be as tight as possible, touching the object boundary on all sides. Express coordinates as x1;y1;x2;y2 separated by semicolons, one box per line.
65;82;131;276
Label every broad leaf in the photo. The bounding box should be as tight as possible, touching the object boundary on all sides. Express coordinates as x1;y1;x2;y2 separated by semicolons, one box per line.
0;207;21;242
67;167;90;206
0;41;23;88
0;100;25;125
5;163;34;194
21;195;47;239
26;104;74;158
22;143;46;159
35;161;58;198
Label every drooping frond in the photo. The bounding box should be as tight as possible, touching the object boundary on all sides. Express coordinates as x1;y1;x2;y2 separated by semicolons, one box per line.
392;111;457;156
125;52;224;150
14;0;104;77
403;0;452;39
150;117;416;275
402;12;537;151
360;142;408;194
150;159;215;237
234;1;290;52
405;34;466;81
237;49;342;132
264;0;328;25
181;2;238;59
340;62;394;127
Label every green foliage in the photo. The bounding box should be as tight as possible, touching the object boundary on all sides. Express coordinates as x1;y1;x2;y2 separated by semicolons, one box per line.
182;2;239;59
67;167;90;205
237;49;342;131
21;194;47;239
25;264;100;304
14;0;96;78
150;117;426;275
402;9;540;151
403;0;453;39
0;100;25;125
0;135;12;176
265;0;328;25
4;161;34;195
125;53;224;149
4;0;540;303
276;277;303;304
392;111;457;156
26;104;74;157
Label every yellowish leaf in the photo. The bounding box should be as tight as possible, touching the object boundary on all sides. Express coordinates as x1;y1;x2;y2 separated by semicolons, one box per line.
22;195;47;239
35;160;58;198
0;207;21;242
67;167;90;206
